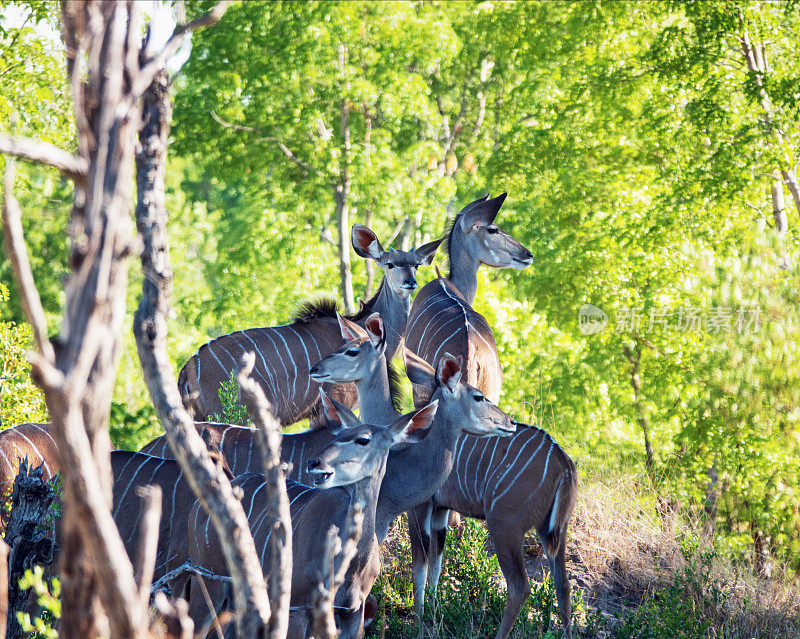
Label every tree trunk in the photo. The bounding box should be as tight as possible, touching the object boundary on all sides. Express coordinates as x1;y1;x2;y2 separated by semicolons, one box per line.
336;45;355;314
133;70;270;637
5;461;58;639
623;342;654;472
771;172;790;267
364;208;374;298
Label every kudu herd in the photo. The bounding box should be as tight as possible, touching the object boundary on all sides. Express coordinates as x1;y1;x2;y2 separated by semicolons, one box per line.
1;196;577;639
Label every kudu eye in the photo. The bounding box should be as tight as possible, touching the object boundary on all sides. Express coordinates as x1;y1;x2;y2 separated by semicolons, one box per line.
386;262;396;269
346;349;359;357
486;225;499;235
355;436;371;446
473;393;485;402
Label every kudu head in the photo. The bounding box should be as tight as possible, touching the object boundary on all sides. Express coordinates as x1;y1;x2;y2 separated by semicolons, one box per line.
307;392;439;488
404;349;517;437
309;312;385;383
452;194;532;270
352;224;443;297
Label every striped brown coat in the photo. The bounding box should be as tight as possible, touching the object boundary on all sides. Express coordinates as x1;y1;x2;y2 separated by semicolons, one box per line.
177;225;441;424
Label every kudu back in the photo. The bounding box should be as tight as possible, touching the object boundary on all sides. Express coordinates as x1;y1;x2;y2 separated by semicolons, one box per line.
177;224;441;424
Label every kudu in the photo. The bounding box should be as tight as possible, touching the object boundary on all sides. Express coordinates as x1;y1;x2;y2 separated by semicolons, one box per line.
404;193;532;404
109;449;233;586
177;224;442;424
406;355;577;639
0;424;60;502
309;313;516;544
186;393;440;639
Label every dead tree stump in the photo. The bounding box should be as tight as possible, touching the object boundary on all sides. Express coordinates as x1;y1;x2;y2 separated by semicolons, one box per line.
4;458;58;639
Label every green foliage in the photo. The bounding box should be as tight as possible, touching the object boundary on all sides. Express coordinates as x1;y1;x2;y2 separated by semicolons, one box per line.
109;402;160;451
17;566;60;639
370;519;583;638
608;552;725;639
209;369;251;426
0;285;48;428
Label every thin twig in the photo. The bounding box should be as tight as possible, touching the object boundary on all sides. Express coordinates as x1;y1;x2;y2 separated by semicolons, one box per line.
0;134;87;182
134;485;162;609
133;1;232;97
1;160;56;365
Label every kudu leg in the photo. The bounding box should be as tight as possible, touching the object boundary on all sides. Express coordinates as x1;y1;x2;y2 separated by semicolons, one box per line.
547;541;572;639
488;520;530;639
426;506;451;596
407;503;432;625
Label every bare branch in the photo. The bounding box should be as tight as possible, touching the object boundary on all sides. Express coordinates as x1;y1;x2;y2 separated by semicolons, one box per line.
237;353;293;639
0;134;87;182
134;1;232;97
1;160;56;365
134;485;162;609
210;109;325;178
311;504;364;639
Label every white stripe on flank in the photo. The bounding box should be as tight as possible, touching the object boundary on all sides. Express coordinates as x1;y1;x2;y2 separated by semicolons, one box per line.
491;438;552;510
482;437;501;498
240;331;279;399
270;328;299;407
406;294;450;340
489;431;546;510
205;342;230;377
30;424;57;447
286;325;313;398
113;456;152;518
473;437;490;504
13;431;50;476
421;313;462;356
548;472;565;536
0;447;15;476
454;436;470;500
258;329;291;411
297;442;306;480
416;305;458;353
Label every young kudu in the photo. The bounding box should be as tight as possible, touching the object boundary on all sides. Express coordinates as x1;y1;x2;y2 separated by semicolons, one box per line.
404;194;532;404
406;355;577;639
186;395;440;639
177;224;441;424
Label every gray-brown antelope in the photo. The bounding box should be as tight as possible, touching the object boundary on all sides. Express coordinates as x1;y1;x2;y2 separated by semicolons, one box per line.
0;424;60;504
406;354;577;639
186;393;439;639
178;224;441;424
404;193;532;404
309;313;517;545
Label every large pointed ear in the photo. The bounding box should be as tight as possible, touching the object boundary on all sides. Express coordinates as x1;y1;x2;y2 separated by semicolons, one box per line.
319;389;361;435
337;313;366;342
404;348;436;399
389;400;439;444
436;352;462;394
364;313;386;351
414;237;444;265
459;193;507;230
352;223;384;260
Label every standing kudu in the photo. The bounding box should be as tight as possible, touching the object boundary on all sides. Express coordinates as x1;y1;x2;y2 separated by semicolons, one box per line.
405;355;577;639
0;424;60;501
315;313;575;638
178;224;441;424
404;193;532;403
186;394;440;639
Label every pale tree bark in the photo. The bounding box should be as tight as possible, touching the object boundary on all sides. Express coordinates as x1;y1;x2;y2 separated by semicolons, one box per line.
336;44;355;314
363;103;374;300
738;16;800;223
1;3;231;637
133;70;270;637
771;172;790;267
237;355;293;639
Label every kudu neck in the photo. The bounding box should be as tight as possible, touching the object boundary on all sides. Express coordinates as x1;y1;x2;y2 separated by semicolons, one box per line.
355;355;397;426
367;282;411;360
350;456;386;547
447;231;480;305
376;388;465;542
